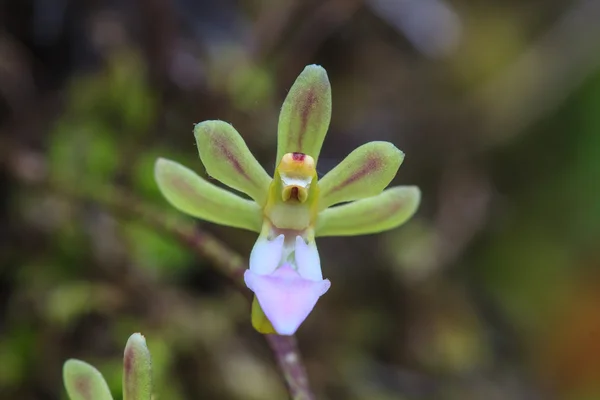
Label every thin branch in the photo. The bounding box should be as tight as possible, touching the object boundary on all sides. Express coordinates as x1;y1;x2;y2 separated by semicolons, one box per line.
266;335;314;400
2;144;315;400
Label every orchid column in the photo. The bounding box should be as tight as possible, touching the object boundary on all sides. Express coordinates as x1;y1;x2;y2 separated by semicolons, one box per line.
155;65;420;335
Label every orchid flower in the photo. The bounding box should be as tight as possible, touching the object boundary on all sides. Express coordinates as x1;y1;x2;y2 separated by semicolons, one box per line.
154;65;420;335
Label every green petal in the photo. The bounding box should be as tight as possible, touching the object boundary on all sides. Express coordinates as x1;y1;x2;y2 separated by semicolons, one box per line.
194;120;272;206
123;333;153;400
315;186;420;237
154;158;262;232
276;65;332;164
63;359;113;400
317;141;404;210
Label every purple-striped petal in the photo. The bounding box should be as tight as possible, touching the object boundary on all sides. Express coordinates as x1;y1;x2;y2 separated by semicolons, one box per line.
315;186;420;236
318;141;404;210
276;65;332;164
195;121;272;206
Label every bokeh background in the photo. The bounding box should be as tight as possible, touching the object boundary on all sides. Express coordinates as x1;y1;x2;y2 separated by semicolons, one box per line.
1;0;600;399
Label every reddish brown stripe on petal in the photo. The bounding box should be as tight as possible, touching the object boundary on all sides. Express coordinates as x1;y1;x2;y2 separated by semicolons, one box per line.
297;88;316;149
215;139;253;183
339;196;405;226
327;157;380;194
171;175;196;196
371;197;404;223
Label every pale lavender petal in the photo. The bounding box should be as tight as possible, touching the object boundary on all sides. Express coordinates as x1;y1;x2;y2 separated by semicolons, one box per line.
244;265;330;335
249;234;285;275
294;236;323;281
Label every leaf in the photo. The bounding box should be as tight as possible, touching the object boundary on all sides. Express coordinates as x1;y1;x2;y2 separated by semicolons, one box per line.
63;359;113;400
276;65;332;164
154;158;263;232
318;141;404;210
123;333;153;400
315;186;420;236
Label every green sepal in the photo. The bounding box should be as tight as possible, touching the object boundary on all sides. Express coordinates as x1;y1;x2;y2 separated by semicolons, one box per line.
194;120;272;206
318;141;404;210
276;65;332;164
63;359;114;400
154;158;262;232
315;186;420;236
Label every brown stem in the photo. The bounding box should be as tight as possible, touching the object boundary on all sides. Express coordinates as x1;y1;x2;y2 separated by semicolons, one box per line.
266;335;315;400
2;145;315;400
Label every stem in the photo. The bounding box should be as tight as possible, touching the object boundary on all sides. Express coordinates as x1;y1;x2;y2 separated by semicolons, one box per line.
3;146;315;400
266;335;315;400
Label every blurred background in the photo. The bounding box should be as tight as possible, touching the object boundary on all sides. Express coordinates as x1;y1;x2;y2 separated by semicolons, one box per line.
1;0;600;399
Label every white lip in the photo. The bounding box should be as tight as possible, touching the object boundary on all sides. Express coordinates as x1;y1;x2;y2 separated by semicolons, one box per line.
295;236;323;281
249;234;285;275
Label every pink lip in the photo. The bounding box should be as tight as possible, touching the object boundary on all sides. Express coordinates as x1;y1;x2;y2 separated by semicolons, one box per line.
244;264;331;335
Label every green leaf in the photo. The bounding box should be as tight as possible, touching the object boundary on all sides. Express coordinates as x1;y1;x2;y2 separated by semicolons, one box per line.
194;120;272;206
123;333;153;400
315;186;420;236
154;158;263;232
63;359;113;400
276;65;332;164
317;141;404;210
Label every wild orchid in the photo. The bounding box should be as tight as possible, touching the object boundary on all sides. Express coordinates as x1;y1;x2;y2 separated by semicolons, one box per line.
154;65;420;335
